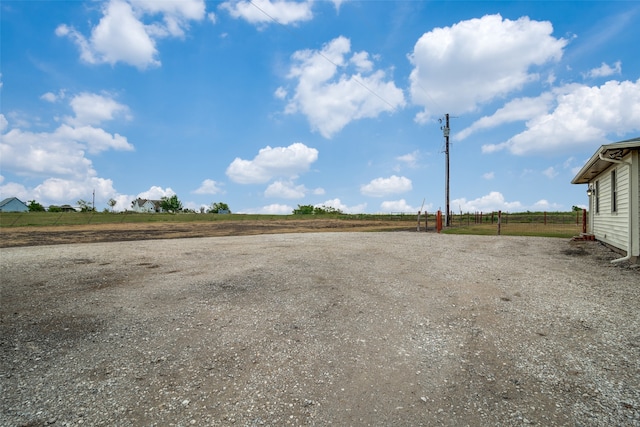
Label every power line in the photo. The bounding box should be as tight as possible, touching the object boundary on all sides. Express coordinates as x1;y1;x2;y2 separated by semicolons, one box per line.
413;81;444;118
248;1;401;111
248;1;450;119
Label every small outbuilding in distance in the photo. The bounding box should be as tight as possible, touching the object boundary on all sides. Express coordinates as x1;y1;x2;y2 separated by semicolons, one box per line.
0;197;29;212
572;137;640;263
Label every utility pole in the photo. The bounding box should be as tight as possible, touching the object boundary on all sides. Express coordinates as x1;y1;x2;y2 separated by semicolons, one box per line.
442;114;451;227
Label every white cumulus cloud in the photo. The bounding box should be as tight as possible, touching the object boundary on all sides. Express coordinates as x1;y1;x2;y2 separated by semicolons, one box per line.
482;79;640;155
361;175;412;197
56;0;205;70
380;199;426;213
66;92;131;126
41;91;62;103
583;61;622;79
242;203;294;214
0;114;7;133
264;180;307;199
409;14;567;122
136;186;176;200
318;198;366;214
542;166;558;179
483;172;495;180
2;122;133;179
452;191;523;212
0;93;135;207
531;199;563;211
456;94;554;141
226;142;318;184
396;151;420;168
220;0;313;25
283;36;405;138
192;179;224;195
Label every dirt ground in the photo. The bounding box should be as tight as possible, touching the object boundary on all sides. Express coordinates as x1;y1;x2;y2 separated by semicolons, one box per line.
1;230;639;426
0;219;414;248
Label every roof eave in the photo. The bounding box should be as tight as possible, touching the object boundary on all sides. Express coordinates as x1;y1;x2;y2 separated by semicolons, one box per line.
571;138;640;184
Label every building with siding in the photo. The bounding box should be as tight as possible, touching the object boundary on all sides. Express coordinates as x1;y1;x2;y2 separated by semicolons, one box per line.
0;197;29;212
131;198;163;213
572;137;640;263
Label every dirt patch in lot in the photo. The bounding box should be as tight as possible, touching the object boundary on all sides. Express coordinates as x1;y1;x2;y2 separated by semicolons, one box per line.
1;233;638;426
0;219;414;248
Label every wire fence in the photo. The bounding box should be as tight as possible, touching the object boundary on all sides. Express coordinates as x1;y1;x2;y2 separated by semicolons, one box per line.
443;210;588;238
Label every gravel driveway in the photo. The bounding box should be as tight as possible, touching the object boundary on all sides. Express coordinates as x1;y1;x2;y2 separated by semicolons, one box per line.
1;232;639;426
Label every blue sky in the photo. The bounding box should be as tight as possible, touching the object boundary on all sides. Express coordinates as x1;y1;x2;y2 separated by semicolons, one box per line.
2;1;639;214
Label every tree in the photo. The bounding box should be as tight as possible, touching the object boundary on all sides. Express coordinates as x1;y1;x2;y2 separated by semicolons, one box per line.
293;204;343;215
314;205;343;215
108;198;117;212
48;205;62;212
208;202;231;213
27;200;46;212
160;195;183;213
293;204;315;215
77;199;95;212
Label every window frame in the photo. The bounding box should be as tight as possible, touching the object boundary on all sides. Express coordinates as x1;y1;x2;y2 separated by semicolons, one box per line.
611;168;617;213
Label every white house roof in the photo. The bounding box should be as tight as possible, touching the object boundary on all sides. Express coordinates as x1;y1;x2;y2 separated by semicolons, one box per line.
571;137;640;184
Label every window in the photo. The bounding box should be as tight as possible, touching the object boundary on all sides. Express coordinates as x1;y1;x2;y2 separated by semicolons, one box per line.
611;169;617;212
595;180;600;214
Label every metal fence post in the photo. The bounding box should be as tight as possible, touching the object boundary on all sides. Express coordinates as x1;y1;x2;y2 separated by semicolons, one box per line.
425;211;428;232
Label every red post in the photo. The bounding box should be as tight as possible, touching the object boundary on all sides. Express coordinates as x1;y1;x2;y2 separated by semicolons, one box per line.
498;210;502;235
582;209;587;234
436;210;442;233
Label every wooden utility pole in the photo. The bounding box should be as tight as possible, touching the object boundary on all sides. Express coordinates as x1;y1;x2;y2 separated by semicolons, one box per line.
443;114;450;227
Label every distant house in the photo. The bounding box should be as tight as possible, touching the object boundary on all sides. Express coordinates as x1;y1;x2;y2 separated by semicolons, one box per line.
0;197;29;212
571;137;640;263
60;205;77;212
131;198;163;213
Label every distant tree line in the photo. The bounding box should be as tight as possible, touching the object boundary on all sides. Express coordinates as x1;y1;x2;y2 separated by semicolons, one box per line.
24;196;232;214
292;204;343;215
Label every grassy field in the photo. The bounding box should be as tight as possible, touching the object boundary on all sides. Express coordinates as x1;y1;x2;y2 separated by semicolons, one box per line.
0;211;585;239
0;211;418;228
443;223;583;238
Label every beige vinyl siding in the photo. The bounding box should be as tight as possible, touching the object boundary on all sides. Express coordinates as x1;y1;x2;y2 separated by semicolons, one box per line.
592;162;630;251
635;152;640;257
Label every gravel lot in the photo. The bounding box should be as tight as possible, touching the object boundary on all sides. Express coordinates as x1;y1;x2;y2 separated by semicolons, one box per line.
1;232;639;426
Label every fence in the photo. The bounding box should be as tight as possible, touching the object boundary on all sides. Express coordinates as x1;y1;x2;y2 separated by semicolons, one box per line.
443;210;588;238
0;210;588;238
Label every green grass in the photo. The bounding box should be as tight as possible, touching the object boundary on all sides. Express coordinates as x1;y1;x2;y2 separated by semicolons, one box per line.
442;223;583;238
0;211;419;228
1;211;586;238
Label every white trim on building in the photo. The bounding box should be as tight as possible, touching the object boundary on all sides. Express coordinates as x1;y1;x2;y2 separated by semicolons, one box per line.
572;137;640;263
